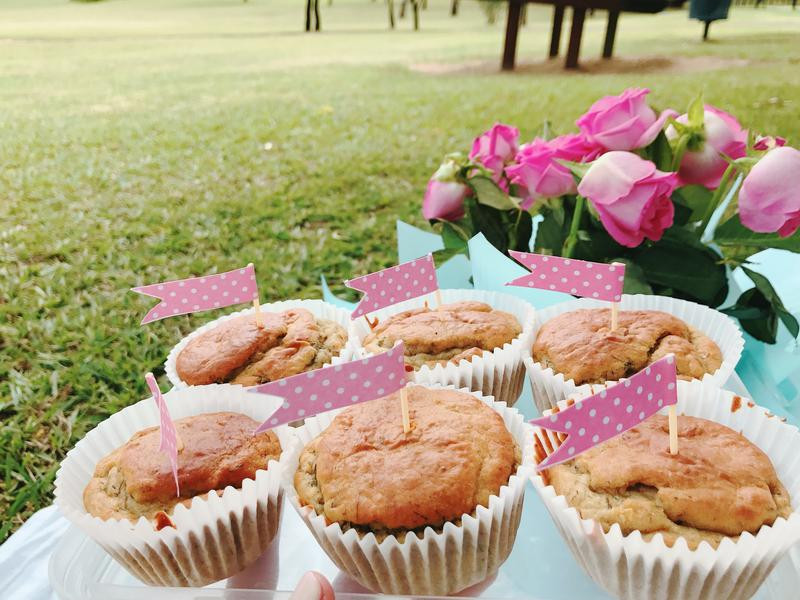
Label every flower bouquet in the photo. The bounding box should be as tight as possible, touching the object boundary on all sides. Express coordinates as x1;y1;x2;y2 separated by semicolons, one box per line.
422;88;799;344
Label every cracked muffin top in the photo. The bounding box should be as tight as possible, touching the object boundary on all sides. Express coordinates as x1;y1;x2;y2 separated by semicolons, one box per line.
176;308;347;386
542;414;792;549
294;387;519;533
361;301;522;370
83;412;281;522
532;309;722;384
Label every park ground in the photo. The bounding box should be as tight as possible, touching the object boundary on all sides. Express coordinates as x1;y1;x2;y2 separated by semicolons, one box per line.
1;0;799;540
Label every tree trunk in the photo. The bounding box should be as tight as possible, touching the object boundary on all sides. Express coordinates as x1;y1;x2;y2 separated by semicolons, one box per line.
451;0;458;15
412;0;419;29
388;0;395;28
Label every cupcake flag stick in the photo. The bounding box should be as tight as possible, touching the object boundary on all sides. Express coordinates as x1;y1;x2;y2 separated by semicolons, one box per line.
131;263;260;325
531;355;678;471
345;254;439;322
250;342;408;433
506;252;626;330
144;373;181;497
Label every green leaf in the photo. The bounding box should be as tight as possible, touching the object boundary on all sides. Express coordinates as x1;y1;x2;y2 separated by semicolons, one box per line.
440;222;469;252
466;197;509;255
610;258;653;294
533;204;568;255
558;160;590;179
510;210;533;252
648;131;674;172
468;176;517;211
740;266;799;338
687;93;705;129
714;215;800;253
672;185;712;223
633;230;728;305
721;287;777;343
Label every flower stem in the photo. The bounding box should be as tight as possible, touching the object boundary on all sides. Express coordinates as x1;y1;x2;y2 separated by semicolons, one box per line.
562;195;585;258
699;163;736;238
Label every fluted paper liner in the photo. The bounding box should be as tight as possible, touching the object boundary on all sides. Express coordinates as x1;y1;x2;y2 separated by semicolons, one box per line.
283;384;535;595
524;294;744;413
530;379;800;600
54;384;293;587
350;289;536;406
165;299;356;389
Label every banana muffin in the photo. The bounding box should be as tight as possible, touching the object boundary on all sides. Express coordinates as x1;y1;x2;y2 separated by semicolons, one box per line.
533;309;722;384
83;412;282;522
176;308;347;386
361;301;522;370
541;414;792;549
294;386;519;537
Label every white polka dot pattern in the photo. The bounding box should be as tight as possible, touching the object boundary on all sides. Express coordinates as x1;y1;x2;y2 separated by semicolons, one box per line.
144;372;180;496
506;251;625;302
345;254;438;318
531;354;677;470
132;264;259;324
251;342;408;433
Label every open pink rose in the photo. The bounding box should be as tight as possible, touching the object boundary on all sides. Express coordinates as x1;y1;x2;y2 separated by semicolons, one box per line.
578;151;678;248
469;123;520;185
738;146;800;238
548;132;604;162
422;179;468;221
506;138;576;209
669;105;748;189
576;88;676;151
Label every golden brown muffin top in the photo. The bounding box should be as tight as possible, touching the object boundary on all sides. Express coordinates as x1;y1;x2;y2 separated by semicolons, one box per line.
543;415;792;548
176;308;347;386
533;309;722;385
83;412;281;521
294;387;518;532
362;301;522;370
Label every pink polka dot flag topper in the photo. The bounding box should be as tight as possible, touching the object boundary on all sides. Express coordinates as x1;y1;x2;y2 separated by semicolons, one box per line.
506;251;626;302
531;354;678;471
345;254;439;319
131;264;259;324
144;373;180;497
250;342;407;433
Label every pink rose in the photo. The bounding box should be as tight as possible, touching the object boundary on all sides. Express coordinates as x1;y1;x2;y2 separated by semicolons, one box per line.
422;179;468;221
506;138;576;209
576;88;676;151
738;146;800;238
469;123;520;185
578;151;678;248
548;133;604;162
669;105;748;189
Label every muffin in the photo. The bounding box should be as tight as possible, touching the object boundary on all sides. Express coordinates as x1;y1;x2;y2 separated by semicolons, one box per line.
541;414;791;550
54;384;288;587
84;412;282;524
530;380;800;600
361;301;522;370
176;307;347;386
533;309;722;385
286;385;533;595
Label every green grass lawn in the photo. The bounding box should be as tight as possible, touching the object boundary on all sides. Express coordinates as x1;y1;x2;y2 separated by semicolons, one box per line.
1;0;799;541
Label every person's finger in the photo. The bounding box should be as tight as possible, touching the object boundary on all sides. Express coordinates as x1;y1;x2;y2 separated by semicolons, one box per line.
311;571;335;600
289;571;334;600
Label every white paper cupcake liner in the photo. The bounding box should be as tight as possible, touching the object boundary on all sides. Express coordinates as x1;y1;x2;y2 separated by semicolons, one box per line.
165;299;356;389
530;379;800;600
53;384;293;587
350;289;536;406
282;384;535;595
524;294;744;414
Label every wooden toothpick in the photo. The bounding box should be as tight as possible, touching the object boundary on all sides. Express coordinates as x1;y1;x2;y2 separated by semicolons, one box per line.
668;406;678;455
611;302;619;331
434;289;442;308
400;386;411;433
